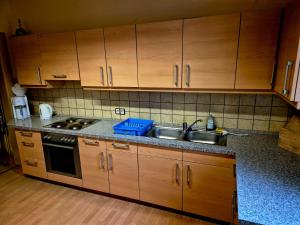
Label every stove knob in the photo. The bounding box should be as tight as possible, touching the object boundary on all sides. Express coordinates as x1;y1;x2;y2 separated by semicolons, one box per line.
71;139;75;143
47;136;52;140
60;137;65;142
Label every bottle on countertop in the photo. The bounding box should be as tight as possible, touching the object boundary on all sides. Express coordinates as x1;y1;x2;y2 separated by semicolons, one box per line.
206;113;215;131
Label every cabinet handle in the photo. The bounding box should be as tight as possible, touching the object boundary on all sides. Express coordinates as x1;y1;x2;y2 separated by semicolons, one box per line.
282;60;293;95
100;66;104;84
112;143;129;150
25;160;38;167
187;165;191;186
185;64;190;87
35;66;42;84
108;66;113;85
20;132;32;137
108;153;113;170
53;74;67;79
173;65;179;87
175;163;180;184
22;142;34;148
99;152;105;169
83;139;99;146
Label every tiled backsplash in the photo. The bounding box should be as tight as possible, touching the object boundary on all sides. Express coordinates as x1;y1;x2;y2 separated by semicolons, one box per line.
27;82;291;132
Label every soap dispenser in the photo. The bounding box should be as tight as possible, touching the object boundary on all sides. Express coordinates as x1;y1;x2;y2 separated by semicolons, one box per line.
206;113;215;131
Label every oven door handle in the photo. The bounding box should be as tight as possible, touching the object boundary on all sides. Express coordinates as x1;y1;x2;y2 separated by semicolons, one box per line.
43;143;75;150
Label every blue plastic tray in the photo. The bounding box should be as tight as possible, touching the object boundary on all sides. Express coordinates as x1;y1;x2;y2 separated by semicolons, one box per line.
113;118;154;136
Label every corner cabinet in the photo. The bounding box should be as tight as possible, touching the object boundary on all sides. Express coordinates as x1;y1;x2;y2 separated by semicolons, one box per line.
76;29;107;87
275;1;300;109
183;14;240;89
10;35;45;86
137;20;183;88
39;32;80;81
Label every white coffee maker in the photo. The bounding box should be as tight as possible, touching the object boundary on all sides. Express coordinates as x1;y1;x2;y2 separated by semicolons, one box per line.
11;84;30;120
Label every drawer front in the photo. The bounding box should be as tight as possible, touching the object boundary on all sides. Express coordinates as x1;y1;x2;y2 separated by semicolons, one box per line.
183;151;235;168
20;157;47;178
15;130;41;143
138;144;182;160
107;141;137;154
78;137;106;149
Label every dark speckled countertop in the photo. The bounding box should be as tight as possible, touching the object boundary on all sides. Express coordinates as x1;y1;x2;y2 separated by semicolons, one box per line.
8;116;300;225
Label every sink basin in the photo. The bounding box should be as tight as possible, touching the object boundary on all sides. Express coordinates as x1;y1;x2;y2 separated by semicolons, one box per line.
148;126;183;140
186;130;227;146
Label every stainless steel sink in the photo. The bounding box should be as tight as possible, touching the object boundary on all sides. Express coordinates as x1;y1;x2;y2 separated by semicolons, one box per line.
148;126;183;140
186;130;227;146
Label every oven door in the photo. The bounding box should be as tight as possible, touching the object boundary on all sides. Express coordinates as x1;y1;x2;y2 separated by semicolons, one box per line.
43;143;82;179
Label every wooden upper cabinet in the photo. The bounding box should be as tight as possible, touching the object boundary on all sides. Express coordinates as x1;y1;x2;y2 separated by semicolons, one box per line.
137;20;183;88
275;1;300;106
104;25;138;87
183;14;240;89
10;35;44;86
236;10;281;90
76;29;107;87
39;32;80;81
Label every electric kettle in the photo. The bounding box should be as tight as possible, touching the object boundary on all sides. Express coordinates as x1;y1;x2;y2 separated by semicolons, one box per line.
39;104;53;120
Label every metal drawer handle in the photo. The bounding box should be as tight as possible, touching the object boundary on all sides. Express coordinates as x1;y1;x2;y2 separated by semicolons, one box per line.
185;64;190;87
99;152;105;169
25;160;38;167
83;140;99;146
53;74;67;79
282;60;293;95
173;65;179;87
20;132;32;137
187;165;191;186
22;142;34;148
108;66;113;85
108;153;113;170
175;163;180;184
100;66;104;84
112;143;129;150
35;66;42;84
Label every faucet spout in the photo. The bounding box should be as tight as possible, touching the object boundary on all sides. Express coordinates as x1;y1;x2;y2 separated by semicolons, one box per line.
183;119;204;137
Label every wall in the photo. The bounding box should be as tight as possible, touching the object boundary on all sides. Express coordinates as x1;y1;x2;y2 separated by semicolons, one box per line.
27;82;291;132
7;0;290;34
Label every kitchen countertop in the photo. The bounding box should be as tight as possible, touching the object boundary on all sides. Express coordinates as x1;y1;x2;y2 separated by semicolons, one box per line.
8;116;300;225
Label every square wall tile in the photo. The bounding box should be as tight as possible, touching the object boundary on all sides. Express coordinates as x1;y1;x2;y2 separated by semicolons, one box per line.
161;93;173;103
172;114;184;124
197;104;210;117
211;94;224;105
210;105;224;118
224;118;238;129
214;117;224;127
92;90;100;100
238;119;253;130
253;120;270;131
151;113;161;123
120;91;129;100
161;103;172;115
102;110;111;118
184;104;196;116
129;92;139;101
77;108;86;117
254;106;271;121
93;99;102;110
100;91;109;100
150;92;160;102
239;106;254;119
256;95;272;107
161;114;173;124
272;96;287;107
225;94;239;105
269;121;286;132
129;101;139;112
173;103;184;115
140;112;151;120
185;93;197;103
150;102;160;113
110;91;119;100
139;92;150;102
239;94;255;106
197;94;210;104
224;105;238;118
173;93;184;103
184;115;197;124
93;110;103;118
85;109;94;117
270;107;288;122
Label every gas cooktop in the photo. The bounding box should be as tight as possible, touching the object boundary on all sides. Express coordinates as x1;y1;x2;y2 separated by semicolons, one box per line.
44;117;100;131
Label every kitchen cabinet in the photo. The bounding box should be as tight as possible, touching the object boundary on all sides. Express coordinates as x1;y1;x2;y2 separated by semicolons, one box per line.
39;32;80;81
138;145;182;210
137;20;183;88
236;9;281;90
182;152;236;223
104;25;138;87
78;138;109;192
10;35;45;86
15;130;47;178
275;1;300;109
76;29;107;87
183;14;240;89
106;141;139;199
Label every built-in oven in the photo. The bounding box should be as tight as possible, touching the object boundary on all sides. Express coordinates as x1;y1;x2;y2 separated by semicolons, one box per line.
42;132;82;179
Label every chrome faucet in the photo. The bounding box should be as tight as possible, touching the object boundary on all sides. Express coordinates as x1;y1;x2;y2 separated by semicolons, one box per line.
183;119;204;136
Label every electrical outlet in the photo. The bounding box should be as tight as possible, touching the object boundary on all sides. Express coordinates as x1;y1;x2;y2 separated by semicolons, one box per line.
119;108;125;115
115;108;120;115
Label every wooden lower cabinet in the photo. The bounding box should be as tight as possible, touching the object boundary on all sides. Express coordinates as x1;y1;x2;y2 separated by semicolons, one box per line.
78;138;109;192
15;130;47;179
139;155;182;210
182;161;236;223
107;142;139;199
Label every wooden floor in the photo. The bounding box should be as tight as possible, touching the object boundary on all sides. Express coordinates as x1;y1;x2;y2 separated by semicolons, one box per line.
0;170;217;225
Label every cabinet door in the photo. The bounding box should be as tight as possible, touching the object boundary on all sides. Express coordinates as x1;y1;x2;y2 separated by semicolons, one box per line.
10;35;44;86
107;142;139;199
139;155;182;210
39;32;80;80
78;138;109;192
275;2;300;101
183;162;236;222
236;10;280;89
76;29;107;87
15;130;47;178
137;20;183;88
104;25;138;87
183;14;240;89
